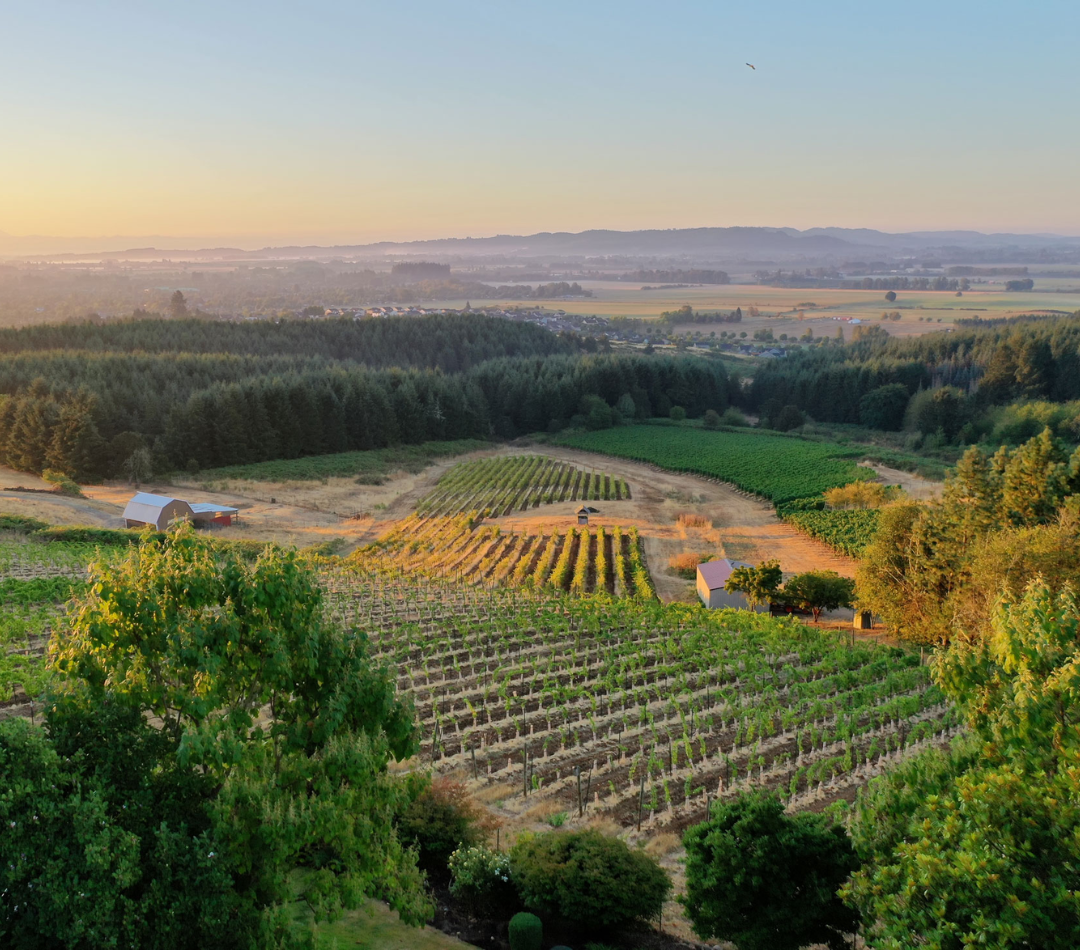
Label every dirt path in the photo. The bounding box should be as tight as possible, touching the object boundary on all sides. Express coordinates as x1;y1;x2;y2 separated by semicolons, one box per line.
862;462;943;501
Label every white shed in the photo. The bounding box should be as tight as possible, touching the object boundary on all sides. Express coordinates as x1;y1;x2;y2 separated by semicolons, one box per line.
123;492;195;530
696;559;768;612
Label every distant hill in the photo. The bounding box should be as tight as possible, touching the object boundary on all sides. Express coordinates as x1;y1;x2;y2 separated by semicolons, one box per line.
6;225;1080;264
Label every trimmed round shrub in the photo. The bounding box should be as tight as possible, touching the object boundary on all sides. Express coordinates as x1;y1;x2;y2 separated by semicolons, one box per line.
510;829;670;933
509;912;543;950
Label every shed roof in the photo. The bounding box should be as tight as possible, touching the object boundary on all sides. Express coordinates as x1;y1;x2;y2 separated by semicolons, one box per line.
697;558;752;591
127;491;175;510
190;503;239;515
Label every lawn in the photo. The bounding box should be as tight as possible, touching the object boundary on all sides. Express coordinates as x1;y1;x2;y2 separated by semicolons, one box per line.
296;900;470;950
184;439;490;483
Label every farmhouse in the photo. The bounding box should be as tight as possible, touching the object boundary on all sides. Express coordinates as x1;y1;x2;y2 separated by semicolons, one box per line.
696;558;768;612
123;492;238;530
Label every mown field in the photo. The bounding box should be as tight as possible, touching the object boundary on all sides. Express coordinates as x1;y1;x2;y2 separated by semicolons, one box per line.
416;455;629;517
182;439;490;483
351;516;655;597
554;426;871;505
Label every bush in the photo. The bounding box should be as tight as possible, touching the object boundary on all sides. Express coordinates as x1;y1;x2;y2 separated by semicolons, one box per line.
398;777;492;883
41;469;84;497
0;514;50;534
682;792;859;950
33;525;154;546
669;405;687;422
702;409;722;429
719;407;746;427
858;383;909;431
449;846;516;918
509;912;543;950
773;405;805;432
510;830;670;933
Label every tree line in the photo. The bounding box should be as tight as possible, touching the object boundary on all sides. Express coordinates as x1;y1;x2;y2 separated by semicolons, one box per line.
746;315;1080;437
0;348;731;479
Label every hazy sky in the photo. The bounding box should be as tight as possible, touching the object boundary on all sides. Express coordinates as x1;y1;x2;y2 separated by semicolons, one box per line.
2;0;1078;247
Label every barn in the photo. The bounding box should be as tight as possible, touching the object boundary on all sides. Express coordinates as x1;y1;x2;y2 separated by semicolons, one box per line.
123;492;239;530
696;558;768;612
123;492;195;530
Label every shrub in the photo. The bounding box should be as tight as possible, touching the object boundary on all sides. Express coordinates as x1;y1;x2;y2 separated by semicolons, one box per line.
669;405;687;422
682;792;859;950
702;408;722;429
41;469;84;497
0;514;50;534
719;407;746;427
773;405;805;432
449;846;516;918
509;912;543;950
398;777;492;883
510;829;670;933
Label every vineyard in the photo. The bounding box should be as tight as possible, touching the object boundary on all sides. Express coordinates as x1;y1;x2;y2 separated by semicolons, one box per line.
323;571;958;835
782;509;882;558
0;536;104;708
415;455;629;517
350;515;655;597
554;426;871;505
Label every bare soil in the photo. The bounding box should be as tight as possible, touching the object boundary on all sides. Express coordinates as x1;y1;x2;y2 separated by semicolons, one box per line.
862;462;943;501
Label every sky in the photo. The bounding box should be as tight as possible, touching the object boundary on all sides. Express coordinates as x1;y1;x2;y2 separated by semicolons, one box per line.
1;0;1078;250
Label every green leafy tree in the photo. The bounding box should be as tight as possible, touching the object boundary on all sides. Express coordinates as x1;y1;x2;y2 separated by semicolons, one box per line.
845;582;1080;948
726;559;783;609
169;290;188;318
39;526;430;946
682;792;859;950
510;829;670;934
782;571;855;621
858;383;909;430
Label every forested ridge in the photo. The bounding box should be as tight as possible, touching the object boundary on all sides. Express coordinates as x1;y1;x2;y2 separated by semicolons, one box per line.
749;314;1080;432
0;316;730;479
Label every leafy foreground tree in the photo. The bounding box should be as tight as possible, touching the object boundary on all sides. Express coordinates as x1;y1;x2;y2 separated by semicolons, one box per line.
0;526;430;950
844;582;1080;948
681;791;860;950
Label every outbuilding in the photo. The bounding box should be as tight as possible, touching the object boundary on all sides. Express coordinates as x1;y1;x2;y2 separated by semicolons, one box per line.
696;558;768;612
123;492;195;530
123;493;240;530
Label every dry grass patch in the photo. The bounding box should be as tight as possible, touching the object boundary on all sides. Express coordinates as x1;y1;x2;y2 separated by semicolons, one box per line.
676;512;712;529
643;833;682;859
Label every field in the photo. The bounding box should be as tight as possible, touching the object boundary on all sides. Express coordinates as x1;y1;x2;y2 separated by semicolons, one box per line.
415;455;629;517
323;570;957;838
428;280;1080;338
554;425;872;505
782;508;882;558
351;515;654;597
183;440;490;483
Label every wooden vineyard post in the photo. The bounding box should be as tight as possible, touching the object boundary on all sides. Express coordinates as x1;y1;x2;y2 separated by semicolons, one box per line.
471;746;477;780
522;747;528;798
637;768;645;831
576;765;583;817
584;768;591;814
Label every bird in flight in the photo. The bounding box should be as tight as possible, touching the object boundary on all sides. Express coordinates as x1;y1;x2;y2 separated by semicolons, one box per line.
746;63;756;70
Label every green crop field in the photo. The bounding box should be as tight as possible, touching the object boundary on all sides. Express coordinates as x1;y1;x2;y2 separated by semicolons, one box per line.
416;455;629;517
783;509;881;558
554;425;871;504
181;439;490;483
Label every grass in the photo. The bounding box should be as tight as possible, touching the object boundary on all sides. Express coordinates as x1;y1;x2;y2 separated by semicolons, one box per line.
184;440;490;483
294;900;470;950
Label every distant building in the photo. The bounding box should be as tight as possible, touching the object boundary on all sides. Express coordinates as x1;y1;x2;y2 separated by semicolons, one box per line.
123;492;238;530
577;505;591;525
696;559;768;611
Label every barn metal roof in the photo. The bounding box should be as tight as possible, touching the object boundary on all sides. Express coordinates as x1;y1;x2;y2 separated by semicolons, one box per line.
190;503;239;515
697;558;752;590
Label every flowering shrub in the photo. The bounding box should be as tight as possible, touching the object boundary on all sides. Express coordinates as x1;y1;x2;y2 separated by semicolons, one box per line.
448;846;517;918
